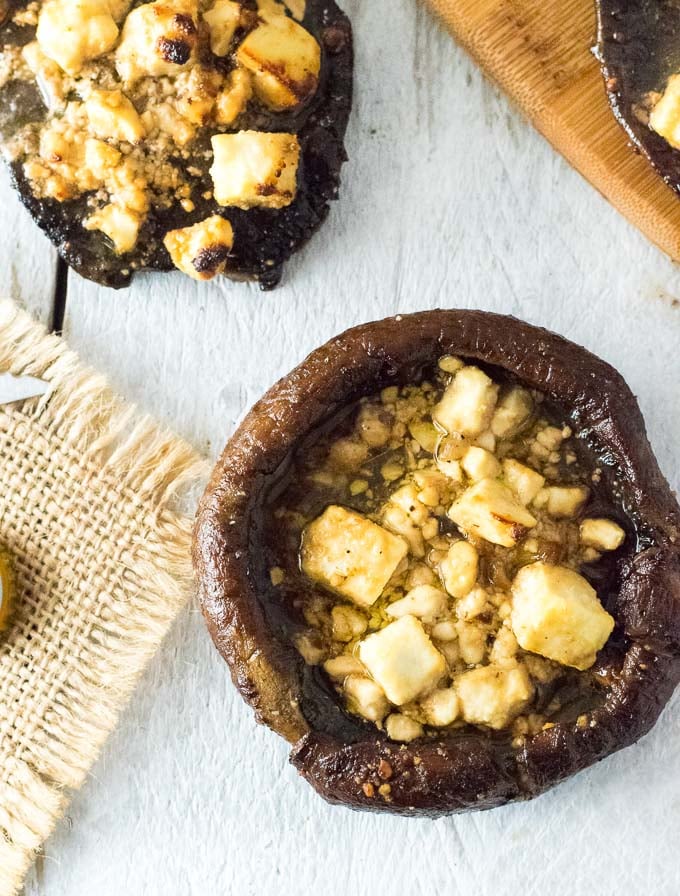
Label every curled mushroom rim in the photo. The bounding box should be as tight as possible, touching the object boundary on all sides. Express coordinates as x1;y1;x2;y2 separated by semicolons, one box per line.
193;310;680;816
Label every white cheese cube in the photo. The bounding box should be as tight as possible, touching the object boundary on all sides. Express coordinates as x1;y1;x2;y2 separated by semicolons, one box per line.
461;446;501;482
210;131;300;209
84;203;141;254
386;585;448;622
37;0;119;75
449;478;537;547
650;75;680;150
236;12;321;110
385;713;423;742
456;663;533;729
163;215;234;281
85;90;146;143
502;458;545;506
301;505;408;609
439;540;478;599
537;485;590;519
359;615;446;705
510;562;615;670
433;366;499;437
419;687;460;726
343;675;389;723
203;0;241;55
491;387;533;438
579;518;626;552
116;0;198;83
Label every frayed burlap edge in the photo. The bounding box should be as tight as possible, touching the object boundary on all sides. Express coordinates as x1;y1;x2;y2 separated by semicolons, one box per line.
0;299;210;895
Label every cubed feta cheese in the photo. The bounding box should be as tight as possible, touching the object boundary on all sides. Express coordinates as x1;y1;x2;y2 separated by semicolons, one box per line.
461;445;501;481
448;478;537;547
650;74;680;150
210;131;300;209
502;458;545;505
37;0;119;75
116;0;198;83
510;562;615;670
203;0;241;55
386;585;448;622
491;387;534;438
343;675;389;723
536;485;590;519
419;687;460;726
163;215;234;281
359;615;446;705
301;506;408;609
236;12;321;110
579;518;625;552
385;713;423;742
85;90;146;143
433;366;499;437
84;203;141;254
456;663;533;729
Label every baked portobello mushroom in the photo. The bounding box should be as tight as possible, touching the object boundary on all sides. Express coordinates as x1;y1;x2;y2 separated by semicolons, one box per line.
597;0;680;195
0;0;352;288
194;310;680;816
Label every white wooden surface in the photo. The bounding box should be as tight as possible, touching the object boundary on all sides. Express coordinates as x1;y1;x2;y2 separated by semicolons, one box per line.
4;0;680;892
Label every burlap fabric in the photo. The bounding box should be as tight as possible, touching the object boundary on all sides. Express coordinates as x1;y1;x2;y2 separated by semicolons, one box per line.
0;300;208;895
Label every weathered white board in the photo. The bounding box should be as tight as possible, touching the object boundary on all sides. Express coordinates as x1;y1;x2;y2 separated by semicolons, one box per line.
0;165;57;325
10;0;680;893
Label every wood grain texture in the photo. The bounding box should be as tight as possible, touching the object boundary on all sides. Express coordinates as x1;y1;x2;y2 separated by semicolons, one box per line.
0;166;57;325
11;0;680;893
423;0;680;261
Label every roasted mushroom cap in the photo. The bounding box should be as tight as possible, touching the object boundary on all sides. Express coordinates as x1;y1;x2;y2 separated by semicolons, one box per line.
0;0;352;289
597;0;680;194
194;311;680;816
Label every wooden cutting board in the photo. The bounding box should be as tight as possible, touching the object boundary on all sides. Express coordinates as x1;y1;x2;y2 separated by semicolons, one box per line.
423;0;680;261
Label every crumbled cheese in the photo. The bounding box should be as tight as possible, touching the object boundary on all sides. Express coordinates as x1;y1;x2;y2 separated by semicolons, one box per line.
163;215;234;281
210;131;300;209
510;562;615;670
359;615;446;705
301;506;408;609
439;540;478;599
331;604;368;642
215;68;253;127
386;585;448;622
236;11;321;110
